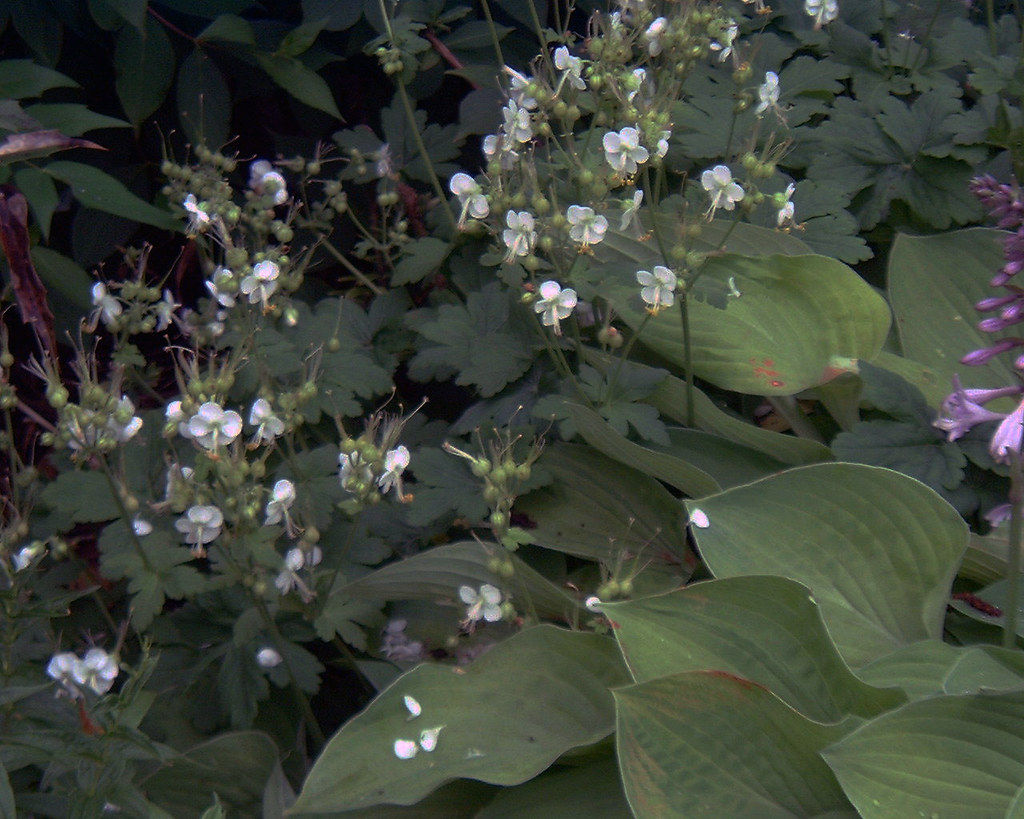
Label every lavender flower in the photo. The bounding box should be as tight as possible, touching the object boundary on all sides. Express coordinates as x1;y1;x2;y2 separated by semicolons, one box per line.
933;375;1019;441
991;397;1024;464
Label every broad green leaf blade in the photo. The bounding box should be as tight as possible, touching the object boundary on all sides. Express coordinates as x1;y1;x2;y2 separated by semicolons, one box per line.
291;782;496;818
868;350;950;413
615;671;857;819
517;443;692;568
652;427;790;489
177;48;231;149
603;576;904;723
44;161;179;230
0;59;77;98
23;103;129;136
888;228;1017;408
596;250;890;395
142;731;282;816
115;17;175;126
291;626;631;813
341;540;580;622
823;692;1024;819
856;640;963;701
943;646;1024;695
567;403;720;497
14;166;57;239
687;463;968;667
256;53;342;120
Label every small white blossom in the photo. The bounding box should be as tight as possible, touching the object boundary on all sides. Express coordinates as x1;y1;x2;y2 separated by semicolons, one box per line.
690;508;710;528
108;395;142;443
701;164;745;217
710;20;739;62
553;46;586;91
166;400;192;439
256;647;283;668
182;193;211;233
265;479;296;526
404;694;422;718
12;542;44;571
755;71;780;117
637;266;677;313
504;67;537;109
620;189;644;232
339;451;374;492
603;127;649;175
644;16;668;56
275;546;321;601
249;159;288;205
175;504;224;551
805;0;838;28
502;210;536;262
449;172;489;227
382;619;425;663
459;584;503;626
239;260;280;307
534;280;577;335
378;445;411;500
419;726;443;752
73;648;119;696
90;282;122;329
206;266;236;309
154;289;179;332
626;68;647;103
394;739;419;759
566;205;608;247
46;651;82;697
249;398;285;444
655;129;671;159
132;516;152;536
483;133;518;169
502;100;533;143
585;595;603;613
776;183;797;228
188;402;242;449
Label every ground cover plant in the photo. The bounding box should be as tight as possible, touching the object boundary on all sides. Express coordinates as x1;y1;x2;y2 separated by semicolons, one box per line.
3;0;1024;816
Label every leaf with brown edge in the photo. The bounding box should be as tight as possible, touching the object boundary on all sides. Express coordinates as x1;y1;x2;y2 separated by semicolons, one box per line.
0;129;104;164
0;186;57;358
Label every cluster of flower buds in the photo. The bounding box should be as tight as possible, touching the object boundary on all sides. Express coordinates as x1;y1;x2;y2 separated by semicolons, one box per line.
337;409;415;513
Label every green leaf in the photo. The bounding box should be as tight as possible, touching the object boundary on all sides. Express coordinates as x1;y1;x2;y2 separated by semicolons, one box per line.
256;53;342;120
197;14;256;45
856;640;963;701
277;18;327;57
442;20;513;51
11;0;63;66
115;17;175;126
408;284;534;398
615;671;857;819
686;463;968;667
595;249;890;396
0;59;77;99
651;427;790;490
14;165;57;239
943;646;1024;695
888;228;1018;409
403;445;489;526
94;0;148;32
822;691;1024;819
341;540;579;623
291;626;631;813
142;732;282;817
567;403;720;497
517;443;692;568
392;236;451;286
44;160;179;230
23;103;129;136
38;469;120;528
0;759;14;819
604;576;904;723
177;49;231;149
303;0;363;31
313;594;381;649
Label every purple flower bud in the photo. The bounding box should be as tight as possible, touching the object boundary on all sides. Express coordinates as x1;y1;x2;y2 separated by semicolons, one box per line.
986;503;1012;528
962;338;1024;366
991;271;1014;288
990;396;1024;464
1002;301;1024;323
934;375;1009;441
978;317;1010;333
977;295;1018;312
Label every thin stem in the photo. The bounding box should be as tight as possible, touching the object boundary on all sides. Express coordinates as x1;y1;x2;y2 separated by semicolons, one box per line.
98;457;153;573
1003;453;1023;648
986;0;999;56
479;0;505;66
679;293;695;427
765;395;826;443
321;240;386;295
604;313;652;408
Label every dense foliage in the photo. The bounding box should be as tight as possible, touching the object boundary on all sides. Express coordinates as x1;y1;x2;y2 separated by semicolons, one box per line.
2;0;1024;817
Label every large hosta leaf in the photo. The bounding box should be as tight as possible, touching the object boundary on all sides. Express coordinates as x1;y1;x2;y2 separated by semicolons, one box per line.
888;228;1017;409
615;671;857;819
855;640;963;701
603;576;903;723
687;463;967;667
823;691;1024;819
594;245;890;395
291;626;630;813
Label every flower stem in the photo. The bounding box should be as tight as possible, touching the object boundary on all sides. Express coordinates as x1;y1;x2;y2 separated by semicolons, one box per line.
1003;452;1023;648
479;0;505;66
98;457;154;573
679;292;695;427
765;395;826;443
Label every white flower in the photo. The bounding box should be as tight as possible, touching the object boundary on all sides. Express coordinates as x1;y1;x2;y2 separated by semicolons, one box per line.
108;395;142;443
503;66;537;109
483;133;518;169
382;619;425;663
620;189;644;232
553;46;586;91
776;183;797;228
502;100;533;143
249;398;284;444
206;266;236;309
502;210;536;262
566;205;608;247
602;127;649;175
256;647;283;668
154;289;179;332
534;280;577;335
645;16;668;56
166;400;192;439
12;542;44;571
394;739;419;759
655;130;671;159
73;648;119;695
265;479;296;526
404;694;422;718
459;584;503;625
175;504;223;549
755;71;780;117
274;546;320;601
637;266;677;313
132;516;152;536
249;159;288;205
90;282;122;329
182;193;211;233
449;172;489;227
419;726;443;752
701;164;745;217
710;20;739;62
805;0;838;28
626;68;647;102
239;260;280;307
378;445;411;500
46;651;81;696
188;402;242;449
